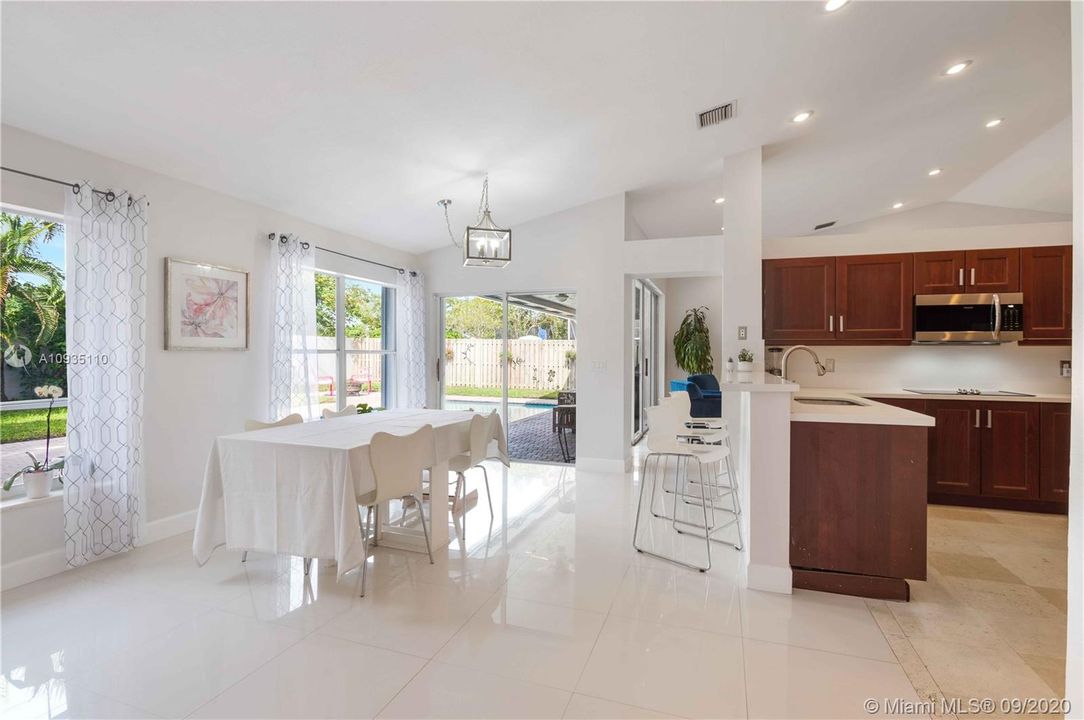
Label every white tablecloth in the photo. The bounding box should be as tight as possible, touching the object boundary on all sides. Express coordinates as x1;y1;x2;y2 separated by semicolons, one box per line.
193;409;507;578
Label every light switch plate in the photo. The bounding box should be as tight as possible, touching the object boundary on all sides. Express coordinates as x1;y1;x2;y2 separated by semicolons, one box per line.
1060;360;1071;378
825;359;835;373
738;326;747;340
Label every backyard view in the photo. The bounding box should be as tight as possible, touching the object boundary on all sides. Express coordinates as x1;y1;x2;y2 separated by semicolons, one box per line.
0;211;68;489
315;271;390;412
443;293;577;463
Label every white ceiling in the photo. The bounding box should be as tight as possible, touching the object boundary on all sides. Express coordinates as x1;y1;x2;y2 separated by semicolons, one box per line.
0;2;1072;252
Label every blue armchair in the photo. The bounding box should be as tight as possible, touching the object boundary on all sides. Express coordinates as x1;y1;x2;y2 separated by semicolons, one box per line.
686;374;721;418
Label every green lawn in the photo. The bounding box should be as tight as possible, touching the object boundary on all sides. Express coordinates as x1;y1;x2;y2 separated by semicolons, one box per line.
0;408;68;443
446;385;559;400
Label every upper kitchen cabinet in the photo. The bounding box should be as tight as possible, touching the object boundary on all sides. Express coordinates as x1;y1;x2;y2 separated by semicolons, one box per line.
763;257;836;341
836;253;914;340
914;251;966;294
1021;245;1072;340
964;248;1020;292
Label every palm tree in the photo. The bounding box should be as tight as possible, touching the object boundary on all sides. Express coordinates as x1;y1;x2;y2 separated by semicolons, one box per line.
1;213;63;400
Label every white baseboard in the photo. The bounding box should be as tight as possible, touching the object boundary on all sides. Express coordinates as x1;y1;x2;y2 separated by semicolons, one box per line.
744;562;793;594
575;456;632;474
0;547;67;591
0;508;198;591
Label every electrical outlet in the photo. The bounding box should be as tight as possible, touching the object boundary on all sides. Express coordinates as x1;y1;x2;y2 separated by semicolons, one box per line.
825;358;835;373
591;360;607;372
1060;360;1071;378
738;326;748;340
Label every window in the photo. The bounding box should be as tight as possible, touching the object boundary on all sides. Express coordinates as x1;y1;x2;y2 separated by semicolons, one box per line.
315;270;395;412
1;208;68;499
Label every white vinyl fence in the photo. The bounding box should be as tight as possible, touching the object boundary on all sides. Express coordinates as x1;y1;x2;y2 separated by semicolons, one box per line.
444;339;576;392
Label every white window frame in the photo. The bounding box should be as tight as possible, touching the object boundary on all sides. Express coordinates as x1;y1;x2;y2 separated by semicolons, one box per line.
315;269;396;410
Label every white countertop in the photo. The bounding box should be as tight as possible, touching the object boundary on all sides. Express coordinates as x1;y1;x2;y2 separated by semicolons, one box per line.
791;390;936;427
718;371;801;393
853;389;1071;404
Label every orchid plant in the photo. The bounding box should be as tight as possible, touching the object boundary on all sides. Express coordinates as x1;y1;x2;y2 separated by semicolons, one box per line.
3;384;66;491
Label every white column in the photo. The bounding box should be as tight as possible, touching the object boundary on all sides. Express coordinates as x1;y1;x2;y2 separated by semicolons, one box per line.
721;373;798;594
721;146;764;370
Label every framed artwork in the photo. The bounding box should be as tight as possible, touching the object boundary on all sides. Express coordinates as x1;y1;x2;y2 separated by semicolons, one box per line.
165;258;249;350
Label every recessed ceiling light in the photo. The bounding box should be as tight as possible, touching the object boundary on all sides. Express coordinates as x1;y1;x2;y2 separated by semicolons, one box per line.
720;227;726;232
985;118;1003;128
824;0;850;11
928;168;942;176
714;197;726;205
944;60;972;76
791;110;814;123
892;202;904;209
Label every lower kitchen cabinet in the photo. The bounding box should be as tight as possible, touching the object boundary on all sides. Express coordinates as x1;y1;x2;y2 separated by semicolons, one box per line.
868;396;1067;513
1041;403;1072;502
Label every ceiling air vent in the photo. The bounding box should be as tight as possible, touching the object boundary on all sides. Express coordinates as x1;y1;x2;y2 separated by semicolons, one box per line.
813;221;837;231
698;102;735;128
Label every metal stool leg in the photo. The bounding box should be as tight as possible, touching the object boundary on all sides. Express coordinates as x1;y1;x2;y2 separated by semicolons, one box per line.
480;465;494;516
241;551;248;563
412;493;435;564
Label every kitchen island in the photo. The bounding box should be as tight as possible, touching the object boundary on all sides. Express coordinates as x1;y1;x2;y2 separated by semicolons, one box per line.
790;390;935;601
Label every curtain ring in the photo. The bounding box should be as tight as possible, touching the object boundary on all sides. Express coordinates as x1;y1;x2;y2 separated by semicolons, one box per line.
300;241;310;250
72;183;81;195
104;190;116;202
268;232;276;241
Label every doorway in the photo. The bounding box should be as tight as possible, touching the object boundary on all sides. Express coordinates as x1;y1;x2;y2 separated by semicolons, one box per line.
632;280;661;444
439;292;577;464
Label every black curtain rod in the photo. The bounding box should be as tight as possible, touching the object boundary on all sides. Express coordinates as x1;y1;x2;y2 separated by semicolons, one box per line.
269;234;416;277
1;165;125;203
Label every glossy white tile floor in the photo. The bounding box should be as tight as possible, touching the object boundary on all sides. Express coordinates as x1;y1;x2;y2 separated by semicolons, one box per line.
2;458;921;719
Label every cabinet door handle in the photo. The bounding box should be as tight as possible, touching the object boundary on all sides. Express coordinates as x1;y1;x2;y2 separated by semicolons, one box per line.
959;268;964;286
971;268;976;286
986;409;992;428
974;409;980;428
829;315;834;333
839;315;844;333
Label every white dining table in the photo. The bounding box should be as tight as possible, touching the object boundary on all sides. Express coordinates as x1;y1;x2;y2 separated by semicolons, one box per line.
193;409;507;579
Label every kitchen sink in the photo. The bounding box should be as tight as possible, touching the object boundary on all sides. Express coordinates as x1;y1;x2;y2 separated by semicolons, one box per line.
794;397;866;406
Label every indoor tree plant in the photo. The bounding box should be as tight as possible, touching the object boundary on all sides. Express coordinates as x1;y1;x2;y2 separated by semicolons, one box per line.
4;384;65;498
673;306;713;375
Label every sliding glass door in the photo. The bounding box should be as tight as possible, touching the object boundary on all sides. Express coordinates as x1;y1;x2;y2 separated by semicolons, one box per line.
632;280;660;443
439;292;577;464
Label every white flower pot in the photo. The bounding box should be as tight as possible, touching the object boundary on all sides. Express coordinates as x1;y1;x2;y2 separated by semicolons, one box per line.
23;471;53;500
737;361;754;372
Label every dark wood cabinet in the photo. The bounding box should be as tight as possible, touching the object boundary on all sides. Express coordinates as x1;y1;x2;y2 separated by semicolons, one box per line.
914;251;966;294
979;402;1040;500
836;254;913;340
763;257;836;341
965;248;1020;292
1021;245;1072;340
926;401;982;496
1041;403;1072;502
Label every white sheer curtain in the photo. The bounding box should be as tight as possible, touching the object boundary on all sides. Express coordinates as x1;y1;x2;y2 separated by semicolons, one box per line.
396;270;427;408
270;234;318;420
63;185;147;567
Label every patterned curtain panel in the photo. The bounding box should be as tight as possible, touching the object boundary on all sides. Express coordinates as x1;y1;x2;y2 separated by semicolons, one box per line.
63;186;147;567
396;270;427;408
269;234;318;420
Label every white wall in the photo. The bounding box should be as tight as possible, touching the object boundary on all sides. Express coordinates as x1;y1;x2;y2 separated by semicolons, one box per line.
1064;1;1082;712
0;125;417;578
765;220;1073;394
652;275;723;384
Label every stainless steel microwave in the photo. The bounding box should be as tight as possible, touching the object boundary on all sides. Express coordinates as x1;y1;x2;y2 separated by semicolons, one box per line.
913;292;1024;344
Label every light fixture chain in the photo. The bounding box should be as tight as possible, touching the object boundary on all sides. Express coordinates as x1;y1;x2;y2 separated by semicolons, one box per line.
477;174;489;222
442;201;460;248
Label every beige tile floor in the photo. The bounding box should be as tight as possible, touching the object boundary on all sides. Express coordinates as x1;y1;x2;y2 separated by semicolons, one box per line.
867;504;1069;718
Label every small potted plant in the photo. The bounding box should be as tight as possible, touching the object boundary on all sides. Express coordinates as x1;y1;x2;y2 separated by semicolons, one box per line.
4;385;65;499
737;349;755;372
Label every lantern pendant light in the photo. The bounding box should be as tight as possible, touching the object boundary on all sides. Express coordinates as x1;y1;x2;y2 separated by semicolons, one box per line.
462;175;511;267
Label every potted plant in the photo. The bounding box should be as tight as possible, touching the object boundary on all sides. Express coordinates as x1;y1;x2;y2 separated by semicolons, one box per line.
673;306;714;375
737;348;755;372
4;385;65;499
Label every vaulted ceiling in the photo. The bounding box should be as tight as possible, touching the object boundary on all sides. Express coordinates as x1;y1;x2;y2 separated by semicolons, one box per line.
1;2;1071;251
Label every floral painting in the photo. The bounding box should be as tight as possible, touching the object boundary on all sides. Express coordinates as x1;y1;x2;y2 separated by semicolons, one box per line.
166;258;248;350
181;277;239;338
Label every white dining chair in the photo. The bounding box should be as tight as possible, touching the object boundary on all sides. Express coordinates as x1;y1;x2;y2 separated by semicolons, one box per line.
448;412;499;516
240;413;312;571
322;405;358;419
359;424;437;596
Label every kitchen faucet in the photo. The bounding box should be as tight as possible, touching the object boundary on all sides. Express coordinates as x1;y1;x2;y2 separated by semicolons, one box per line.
781;345;827;381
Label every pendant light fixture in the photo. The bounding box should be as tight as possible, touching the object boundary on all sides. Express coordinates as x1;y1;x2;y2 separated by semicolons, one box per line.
438;174;511;268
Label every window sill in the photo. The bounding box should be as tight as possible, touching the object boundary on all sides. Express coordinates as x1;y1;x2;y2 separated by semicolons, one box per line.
0;490;62;513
